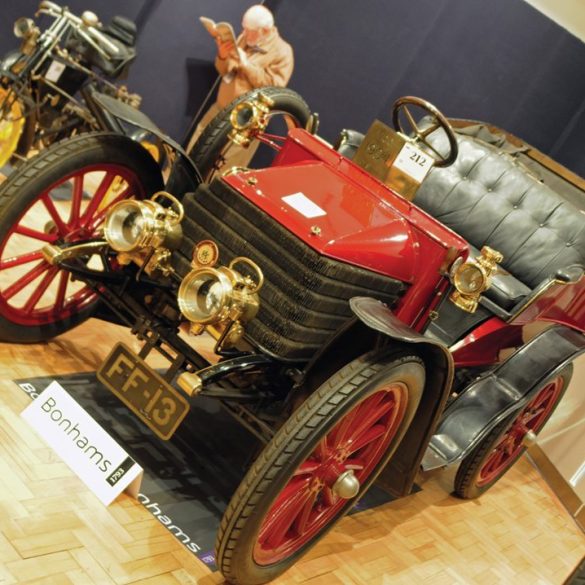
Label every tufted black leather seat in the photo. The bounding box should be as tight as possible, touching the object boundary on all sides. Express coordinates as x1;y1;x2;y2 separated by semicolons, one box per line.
335;126;585;311
414;131;585;309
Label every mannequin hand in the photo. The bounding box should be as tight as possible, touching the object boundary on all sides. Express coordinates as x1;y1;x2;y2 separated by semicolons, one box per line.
216;38;236;59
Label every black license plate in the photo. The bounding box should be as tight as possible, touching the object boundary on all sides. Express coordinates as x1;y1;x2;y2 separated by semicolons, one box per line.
97;343;190;440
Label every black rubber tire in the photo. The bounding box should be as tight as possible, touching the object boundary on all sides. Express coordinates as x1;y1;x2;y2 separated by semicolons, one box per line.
190;87;311;181
0;132;164;343
454;365;572;499
216;350;425;585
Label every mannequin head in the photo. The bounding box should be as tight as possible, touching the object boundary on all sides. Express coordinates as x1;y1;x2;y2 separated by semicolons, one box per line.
242;5;274;46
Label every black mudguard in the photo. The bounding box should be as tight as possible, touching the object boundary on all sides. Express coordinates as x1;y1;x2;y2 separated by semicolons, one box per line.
422;324;585;471
89;91;203;192
350;297;454;497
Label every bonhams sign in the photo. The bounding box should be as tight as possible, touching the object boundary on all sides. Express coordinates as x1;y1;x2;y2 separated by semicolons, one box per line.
21;381;143;505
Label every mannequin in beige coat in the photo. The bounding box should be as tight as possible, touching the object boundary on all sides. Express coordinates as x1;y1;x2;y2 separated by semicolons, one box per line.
187;4;294;164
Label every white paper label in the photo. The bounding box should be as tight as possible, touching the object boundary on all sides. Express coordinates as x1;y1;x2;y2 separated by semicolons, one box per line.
21;381;143;505
393;142;434;183
282;192;326;218
44;60;66;83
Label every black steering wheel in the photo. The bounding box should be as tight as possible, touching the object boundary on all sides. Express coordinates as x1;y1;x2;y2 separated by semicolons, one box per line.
391;96;458;167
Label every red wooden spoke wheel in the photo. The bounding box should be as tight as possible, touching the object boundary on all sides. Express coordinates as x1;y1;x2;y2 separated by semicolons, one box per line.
454;366;572;499
0;133;163;343
216;351;425;585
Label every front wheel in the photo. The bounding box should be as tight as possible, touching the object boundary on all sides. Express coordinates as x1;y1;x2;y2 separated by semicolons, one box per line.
216;350;425;585
0;132;164;343
454;365;572;499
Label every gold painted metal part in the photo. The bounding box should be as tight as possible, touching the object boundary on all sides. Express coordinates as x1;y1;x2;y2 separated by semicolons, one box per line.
178;248;264;350
229;92;275;148
41;241;108;265
103;191;184;276
0;86;25;167
176;371;203;397
450;246;503;313
353;119;433;201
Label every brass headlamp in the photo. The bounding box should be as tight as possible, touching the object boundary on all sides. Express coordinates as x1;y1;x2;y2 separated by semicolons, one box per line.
178;241;264;349
13;17;36;38
104;191;183;253
229;92;275;147
450;246;503;313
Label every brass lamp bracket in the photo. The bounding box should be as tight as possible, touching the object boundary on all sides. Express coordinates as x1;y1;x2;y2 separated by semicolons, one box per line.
450;246;503;313
228;92;275;148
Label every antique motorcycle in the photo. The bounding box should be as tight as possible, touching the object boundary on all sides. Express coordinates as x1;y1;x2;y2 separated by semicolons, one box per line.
0;0;146;167
0;86;583;584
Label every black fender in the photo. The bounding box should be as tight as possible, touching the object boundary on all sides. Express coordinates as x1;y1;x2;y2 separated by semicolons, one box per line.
89;90;203;193
349;297;454;497
422;324;585;471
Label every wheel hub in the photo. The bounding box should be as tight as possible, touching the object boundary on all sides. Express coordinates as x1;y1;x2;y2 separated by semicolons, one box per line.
331;469;360;499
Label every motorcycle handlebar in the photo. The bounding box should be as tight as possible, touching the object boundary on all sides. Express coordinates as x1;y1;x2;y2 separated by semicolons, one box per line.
36;1;120;57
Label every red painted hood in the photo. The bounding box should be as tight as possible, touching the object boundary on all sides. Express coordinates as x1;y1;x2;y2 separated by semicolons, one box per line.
223;162;417;282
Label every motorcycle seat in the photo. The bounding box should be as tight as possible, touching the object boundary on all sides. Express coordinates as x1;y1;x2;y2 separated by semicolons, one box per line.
103;16;137;47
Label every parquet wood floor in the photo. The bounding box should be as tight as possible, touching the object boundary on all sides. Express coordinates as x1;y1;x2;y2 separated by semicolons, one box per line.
0;319;583;585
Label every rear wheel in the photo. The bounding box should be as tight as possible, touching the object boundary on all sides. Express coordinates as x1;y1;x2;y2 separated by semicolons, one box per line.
216;350;425;585
454;365;572;499
0;132;164;343
191;87;311;182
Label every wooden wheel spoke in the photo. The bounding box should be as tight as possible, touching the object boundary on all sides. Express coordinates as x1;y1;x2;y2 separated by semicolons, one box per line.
292;490;318;537
349;396;395;446
3;261;50;300
23;266;59;313
344;456;366;471
0;250;44;270
321;486;338;508
14;225;56;243
69;174;84;227
262;479;312;548
81;172;117;226
54;270;69;312
41;194;68;235
87;185;132;232
293;459;321;477
347;423;387;455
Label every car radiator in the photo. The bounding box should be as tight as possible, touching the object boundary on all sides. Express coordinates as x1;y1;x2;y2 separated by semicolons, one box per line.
173;180;408;362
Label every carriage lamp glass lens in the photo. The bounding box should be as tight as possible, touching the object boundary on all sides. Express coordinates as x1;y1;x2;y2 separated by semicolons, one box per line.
14;17;35;38
453;263;486;294
104;201;147;252
178;271;230;324
231;103;255;130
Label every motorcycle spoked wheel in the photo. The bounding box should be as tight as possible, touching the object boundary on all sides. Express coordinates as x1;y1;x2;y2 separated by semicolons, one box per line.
216;350;425;585
190;87;312;182
0;132;164;343
0;86;26;167
453;365;572;499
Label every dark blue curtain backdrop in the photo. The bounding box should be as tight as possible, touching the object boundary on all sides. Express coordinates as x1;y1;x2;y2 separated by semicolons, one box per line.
1;0;584;175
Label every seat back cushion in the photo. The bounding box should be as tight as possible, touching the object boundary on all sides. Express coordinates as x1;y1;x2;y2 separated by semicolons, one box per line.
414;132;585;288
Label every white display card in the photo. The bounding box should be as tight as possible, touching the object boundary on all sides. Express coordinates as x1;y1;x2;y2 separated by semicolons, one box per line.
21;381;143;505
393;142;434;183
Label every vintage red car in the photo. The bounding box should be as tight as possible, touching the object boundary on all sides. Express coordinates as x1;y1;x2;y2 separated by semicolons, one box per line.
0;87;583;585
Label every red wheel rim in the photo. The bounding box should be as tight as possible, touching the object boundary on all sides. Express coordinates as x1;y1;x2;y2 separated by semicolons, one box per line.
476;377;564;487
253;383;408;565
0;164;146;326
